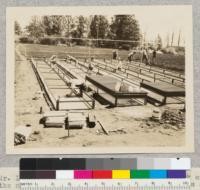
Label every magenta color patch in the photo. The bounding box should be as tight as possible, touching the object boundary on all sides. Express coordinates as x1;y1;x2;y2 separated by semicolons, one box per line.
74;170;93;179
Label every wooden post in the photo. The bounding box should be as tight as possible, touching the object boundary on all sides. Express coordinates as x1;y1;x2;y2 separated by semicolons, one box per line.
92;100;95;109
64;116;70;137
39;106;43;114
56;97;60;110
68;119;70;137
79;85;83;97
144;97;147;105
154;73;156;82
115;98;118;107
97;68;100;75
162;96;167;105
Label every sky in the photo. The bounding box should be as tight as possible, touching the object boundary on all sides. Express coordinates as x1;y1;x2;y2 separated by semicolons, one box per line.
133;8;188;46
15;6;191;47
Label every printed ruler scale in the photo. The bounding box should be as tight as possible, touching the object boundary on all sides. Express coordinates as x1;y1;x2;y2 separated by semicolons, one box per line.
20;179;190;190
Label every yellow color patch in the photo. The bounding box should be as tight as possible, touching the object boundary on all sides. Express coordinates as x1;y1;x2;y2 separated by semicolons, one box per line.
112;170;130;179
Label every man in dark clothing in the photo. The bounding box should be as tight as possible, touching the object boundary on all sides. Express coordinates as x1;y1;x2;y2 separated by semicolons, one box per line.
128;51;134;63
112;50;118;60
152;49;157;65
142;48;149;65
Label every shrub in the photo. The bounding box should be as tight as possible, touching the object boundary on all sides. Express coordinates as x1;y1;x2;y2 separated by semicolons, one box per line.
39;37;69;45
39;37;57;45
119;44;131;50
19;37;34;44
56;37;67;44
161;47;177;55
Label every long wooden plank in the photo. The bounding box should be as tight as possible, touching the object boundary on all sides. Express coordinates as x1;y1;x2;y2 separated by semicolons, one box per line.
31;58;57;109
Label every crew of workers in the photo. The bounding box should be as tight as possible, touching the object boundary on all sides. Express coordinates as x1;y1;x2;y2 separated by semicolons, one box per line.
85;47;157;74
112;48;157;67
141;48;157;65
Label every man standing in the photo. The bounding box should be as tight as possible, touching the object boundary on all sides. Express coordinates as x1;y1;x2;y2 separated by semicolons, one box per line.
87;57;94;74
152;49;157;65
141;48;149;65
112;50;118;60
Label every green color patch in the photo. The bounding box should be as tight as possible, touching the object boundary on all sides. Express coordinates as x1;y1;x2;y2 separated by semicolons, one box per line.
130;170;150;179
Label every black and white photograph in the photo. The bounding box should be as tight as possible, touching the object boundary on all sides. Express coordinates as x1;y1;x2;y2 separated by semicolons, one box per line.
6;6;194;154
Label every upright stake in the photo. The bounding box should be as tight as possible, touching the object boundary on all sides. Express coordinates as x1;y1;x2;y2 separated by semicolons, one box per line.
64;115;70;137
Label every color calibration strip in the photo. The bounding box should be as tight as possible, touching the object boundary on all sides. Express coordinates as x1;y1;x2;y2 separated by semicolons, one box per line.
20;158;190;180
20;169;187;179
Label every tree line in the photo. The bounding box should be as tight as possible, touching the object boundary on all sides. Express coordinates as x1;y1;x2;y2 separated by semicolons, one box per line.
15;15;142;49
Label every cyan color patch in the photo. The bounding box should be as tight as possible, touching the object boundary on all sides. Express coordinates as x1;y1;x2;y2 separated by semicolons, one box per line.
149;170;167;178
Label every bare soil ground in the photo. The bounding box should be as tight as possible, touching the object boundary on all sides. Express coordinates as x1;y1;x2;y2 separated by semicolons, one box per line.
14;44;185;149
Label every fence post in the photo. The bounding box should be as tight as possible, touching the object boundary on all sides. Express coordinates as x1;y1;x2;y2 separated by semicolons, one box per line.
92;100;95;109
56;97;60;110
39;106;43;114
154;73;156;82
97;68;100;74
64;115;69;137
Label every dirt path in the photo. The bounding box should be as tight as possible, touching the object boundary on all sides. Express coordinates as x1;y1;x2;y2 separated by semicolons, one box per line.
15;44;50;130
